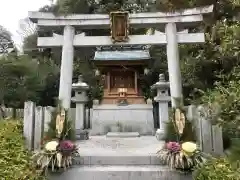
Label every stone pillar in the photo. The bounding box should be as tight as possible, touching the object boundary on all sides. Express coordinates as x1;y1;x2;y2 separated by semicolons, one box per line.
75;103;85;130
165;23;183;107
151;74;171;139
59;25;75;109
43;106;54;132
23;101;35;151
34;106;43;151
71;75;89;132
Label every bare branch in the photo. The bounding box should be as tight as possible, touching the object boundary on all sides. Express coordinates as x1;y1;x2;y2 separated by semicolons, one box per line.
0;25;13;54
17;18;37;39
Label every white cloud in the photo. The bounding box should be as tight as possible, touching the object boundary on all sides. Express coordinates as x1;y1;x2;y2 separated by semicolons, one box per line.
0;0;51;49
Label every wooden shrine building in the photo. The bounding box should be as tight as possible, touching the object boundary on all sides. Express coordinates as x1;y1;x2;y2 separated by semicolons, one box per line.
93;45;150;105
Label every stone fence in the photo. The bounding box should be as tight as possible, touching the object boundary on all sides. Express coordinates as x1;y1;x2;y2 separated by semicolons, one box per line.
1;108;24;119
23;101;92;151
185;105;223;156
22;101;223;155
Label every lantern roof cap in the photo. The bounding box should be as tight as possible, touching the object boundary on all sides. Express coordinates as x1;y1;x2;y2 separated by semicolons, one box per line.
72;75;89;90
151;74;170;90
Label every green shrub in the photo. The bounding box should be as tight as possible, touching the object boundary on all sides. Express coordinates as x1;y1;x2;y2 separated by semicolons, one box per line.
0;120;45;180
194;157;240;180
227;138;240;166
200;67;240;134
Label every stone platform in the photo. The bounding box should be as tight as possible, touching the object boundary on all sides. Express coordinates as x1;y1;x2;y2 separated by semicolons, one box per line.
91;104;154;135
49;136;192;180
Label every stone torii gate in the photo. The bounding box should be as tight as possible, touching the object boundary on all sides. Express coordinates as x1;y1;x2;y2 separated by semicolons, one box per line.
29;5;213;109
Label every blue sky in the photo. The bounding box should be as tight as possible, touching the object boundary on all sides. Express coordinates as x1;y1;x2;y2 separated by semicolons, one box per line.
0;0;52;48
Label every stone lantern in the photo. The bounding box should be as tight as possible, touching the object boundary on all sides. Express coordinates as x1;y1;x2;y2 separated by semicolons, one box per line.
151;74;171;140
71;75;89;139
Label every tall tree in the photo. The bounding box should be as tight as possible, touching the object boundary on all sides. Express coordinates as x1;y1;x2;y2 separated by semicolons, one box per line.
18;18;38;52
0;25;14;54
0;55;44;108
148;0;240;103
18;16;61;107
0;54;60;108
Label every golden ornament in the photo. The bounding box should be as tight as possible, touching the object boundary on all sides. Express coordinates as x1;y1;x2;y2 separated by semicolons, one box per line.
56;108;65;137
174;108;186;135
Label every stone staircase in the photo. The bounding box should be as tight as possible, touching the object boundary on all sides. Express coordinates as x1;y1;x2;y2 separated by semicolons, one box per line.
49;136;192;180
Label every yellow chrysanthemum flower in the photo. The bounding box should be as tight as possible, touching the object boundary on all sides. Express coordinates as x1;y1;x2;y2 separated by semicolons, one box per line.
45;141;59;151
181;142;197;156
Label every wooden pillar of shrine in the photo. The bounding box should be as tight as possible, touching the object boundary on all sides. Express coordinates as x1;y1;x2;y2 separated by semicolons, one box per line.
134;71;138;94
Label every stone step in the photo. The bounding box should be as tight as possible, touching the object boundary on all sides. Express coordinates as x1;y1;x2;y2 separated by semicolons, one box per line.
106;132;140;138
49;165;192;180
73;154;162;165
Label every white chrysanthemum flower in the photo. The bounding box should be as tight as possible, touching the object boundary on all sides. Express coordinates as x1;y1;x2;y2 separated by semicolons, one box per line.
45;141;59;151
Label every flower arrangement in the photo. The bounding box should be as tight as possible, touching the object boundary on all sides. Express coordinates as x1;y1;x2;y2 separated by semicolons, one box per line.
33;139;79;173
32;101;79;174
157;108;206;171
157;141;206;171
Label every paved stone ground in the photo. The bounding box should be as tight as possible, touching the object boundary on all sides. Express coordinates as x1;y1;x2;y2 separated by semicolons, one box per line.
49;137;193;180
76;136;165;156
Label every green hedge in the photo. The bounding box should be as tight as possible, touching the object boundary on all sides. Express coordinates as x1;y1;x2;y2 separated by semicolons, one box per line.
0;120;45;180
194;157;240;180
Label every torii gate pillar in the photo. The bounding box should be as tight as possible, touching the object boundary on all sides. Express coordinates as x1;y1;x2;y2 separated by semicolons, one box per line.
59;25;75;109
166;23;183;107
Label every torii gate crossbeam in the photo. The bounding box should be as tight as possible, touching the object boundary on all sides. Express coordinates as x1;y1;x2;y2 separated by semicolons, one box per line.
37;33;205;47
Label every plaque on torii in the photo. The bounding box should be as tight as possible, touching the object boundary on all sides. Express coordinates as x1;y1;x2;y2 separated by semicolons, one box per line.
110;11;129;42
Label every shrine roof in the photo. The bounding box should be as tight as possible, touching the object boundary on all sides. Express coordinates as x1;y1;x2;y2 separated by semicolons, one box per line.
94;50;150;61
